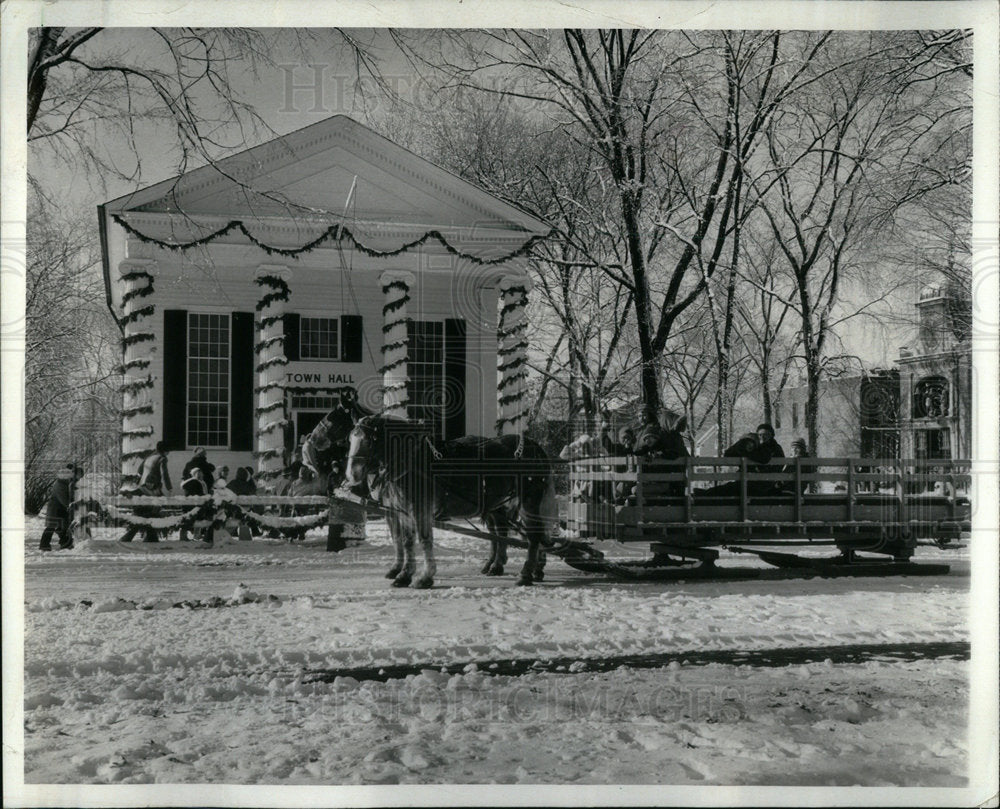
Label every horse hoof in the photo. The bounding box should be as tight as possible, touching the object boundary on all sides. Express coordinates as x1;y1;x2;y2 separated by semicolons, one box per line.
516;575;533;586
533;569;545;582
486;565;504;576
385;567;402;580
480;562;493;575
392;575;412;588
414;577;434;589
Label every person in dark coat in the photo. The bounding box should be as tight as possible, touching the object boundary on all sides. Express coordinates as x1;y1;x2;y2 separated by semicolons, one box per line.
748;423;786;473
120;442;171;543
226;466;256;495
745;423;785;496
182;447;215;491
39;464;83;551
178;468;208;542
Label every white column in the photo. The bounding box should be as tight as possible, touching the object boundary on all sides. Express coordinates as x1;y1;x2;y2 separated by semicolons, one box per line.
380;270;415;420
254;266;291;487
497;274;531;436
119;260;157;486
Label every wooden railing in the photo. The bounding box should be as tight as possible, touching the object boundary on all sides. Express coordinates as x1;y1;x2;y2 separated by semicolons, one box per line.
565;457;972;545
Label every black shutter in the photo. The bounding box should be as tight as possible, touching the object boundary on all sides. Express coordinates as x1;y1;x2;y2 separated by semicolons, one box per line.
230;312;254;451
162;310;188;450
341;314;363;362
444;318;467;441
283;313;300;361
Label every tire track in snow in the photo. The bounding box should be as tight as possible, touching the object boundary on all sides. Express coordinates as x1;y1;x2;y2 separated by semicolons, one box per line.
303;640;969;684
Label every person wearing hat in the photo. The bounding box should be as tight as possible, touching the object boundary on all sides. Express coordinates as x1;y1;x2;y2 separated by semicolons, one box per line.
178;467;209;542
120;442;172;543
746;422;786;495
39;464;84;551
748;423;786;471
182;446;215;491
786;437;812;495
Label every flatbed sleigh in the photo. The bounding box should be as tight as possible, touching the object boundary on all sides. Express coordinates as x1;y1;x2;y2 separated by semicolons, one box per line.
560;455;971;580
331;454;970;582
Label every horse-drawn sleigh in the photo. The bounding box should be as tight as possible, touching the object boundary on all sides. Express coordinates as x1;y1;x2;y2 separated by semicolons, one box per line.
339;415;971;587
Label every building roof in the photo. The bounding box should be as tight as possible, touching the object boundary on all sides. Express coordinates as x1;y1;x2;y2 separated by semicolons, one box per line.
98;115;551;318
101;115;549;233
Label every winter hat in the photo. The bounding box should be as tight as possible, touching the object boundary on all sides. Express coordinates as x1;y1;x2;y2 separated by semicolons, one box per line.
193;447;206;457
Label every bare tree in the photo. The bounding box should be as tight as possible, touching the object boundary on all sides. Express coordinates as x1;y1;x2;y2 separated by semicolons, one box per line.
424;30;875;425
747;32;970;454
395;92;638;429
24;186;119;512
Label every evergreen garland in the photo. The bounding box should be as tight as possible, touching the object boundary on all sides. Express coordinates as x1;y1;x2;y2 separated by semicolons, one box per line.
379;357;408;374
119;358;151;374
497;356;528;374
497;371;529;391
382;294;411;316
381;339;409;354
257;314;285;331
122;404;154;419
255;290;290;312
254;274;290;295
112;213;553;265
255;419;286;438
119;270;154;284
123;333;156;348
256;399;286;415
497;341;529;357
121;285;155;306
255;356;288;374
254;335;285;353
120;376;155;396
382;317;411;334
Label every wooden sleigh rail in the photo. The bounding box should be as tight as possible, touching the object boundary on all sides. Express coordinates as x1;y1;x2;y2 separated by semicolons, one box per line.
564;457;972;565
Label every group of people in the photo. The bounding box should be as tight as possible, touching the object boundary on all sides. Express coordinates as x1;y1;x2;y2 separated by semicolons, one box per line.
116;444;260;544
703;422;810;497
561;415;811;504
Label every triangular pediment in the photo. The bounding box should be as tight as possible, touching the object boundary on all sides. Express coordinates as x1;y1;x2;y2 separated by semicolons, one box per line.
105;116;547;235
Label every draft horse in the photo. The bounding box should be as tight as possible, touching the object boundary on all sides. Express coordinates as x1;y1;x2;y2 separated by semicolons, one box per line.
345;415;557;588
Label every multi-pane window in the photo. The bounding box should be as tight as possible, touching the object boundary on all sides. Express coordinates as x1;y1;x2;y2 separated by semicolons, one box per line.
407;320;444;436
300;317;339;360
187;313;230;448
290;395;339;411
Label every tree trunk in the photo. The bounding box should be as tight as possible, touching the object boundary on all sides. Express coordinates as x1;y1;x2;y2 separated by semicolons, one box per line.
622;198;662;424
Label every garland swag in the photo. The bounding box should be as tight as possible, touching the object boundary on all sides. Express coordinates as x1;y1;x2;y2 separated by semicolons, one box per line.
113;213;553;266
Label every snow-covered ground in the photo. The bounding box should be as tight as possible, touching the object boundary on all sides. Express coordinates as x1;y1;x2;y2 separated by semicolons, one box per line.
7;514;993;803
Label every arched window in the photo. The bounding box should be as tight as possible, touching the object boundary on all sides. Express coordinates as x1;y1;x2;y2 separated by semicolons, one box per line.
913;376;949;419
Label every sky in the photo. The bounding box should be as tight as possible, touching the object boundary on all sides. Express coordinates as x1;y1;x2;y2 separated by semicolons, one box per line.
24;25;953;376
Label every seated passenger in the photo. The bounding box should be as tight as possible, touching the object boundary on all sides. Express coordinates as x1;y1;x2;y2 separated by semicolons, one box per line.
784;438;812;495
599;425;636;457
748;423;785;495
748;423;785;471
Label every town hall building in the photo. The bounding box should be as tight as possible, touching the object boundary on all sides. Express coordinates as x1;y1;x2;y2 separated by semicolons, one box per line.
99;115;549;488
